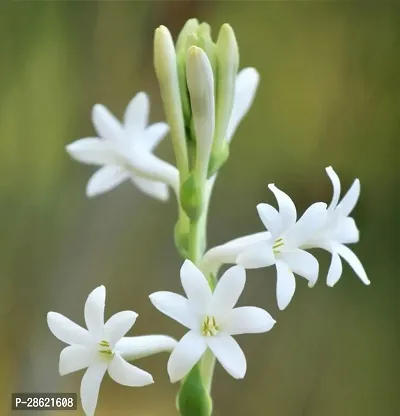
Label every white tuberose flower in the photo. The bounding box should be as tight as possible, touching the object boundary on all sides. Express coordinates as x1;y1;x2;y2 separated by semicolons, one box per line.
66;92;179;199
304;167;370;287
47;286;177;416
202;185;327;310
149;260;275;383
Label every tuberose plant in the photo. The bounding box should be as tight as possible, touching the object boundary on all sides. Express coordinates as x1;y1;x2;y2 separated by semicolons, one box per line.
47;19;369;416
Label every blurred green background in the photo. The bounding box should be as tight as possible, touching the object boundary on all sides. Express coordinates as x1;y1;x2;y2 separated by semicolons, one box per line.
1;1;399;415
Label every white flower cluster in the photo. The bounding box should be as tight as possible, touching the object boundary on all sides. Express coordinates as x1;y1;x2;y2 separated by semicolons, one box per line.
201;167;369;310
47;18;369;416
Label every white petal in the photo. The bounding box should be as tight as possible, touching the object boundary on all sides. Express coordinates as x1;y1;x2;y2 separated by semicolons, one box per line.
149;291;197;329
142;122;169;151
104;311;137;348
223;307;276;335
226;67;260;142
180;260;212;313
167;331;207;383
123;92;149;132
334;217;359;244
108;353;153;386
86;166;130;197
207;334;246;379
326;252;343;287
84;286;105;342
131;176;169;201
287;202;327;248
66;138;119;166
59;345;93;375
280;249;319;287
256;203;282;237
212;266;245;316
128;151;179;193
268;184;297;230
335;243;370;285
47;312;92;346
275;260;296;310
200;232;271;275
92;104;123;141
337;179;360;216
115;335;177;360
237;240;275;269
326;166;341;211
80;362;107;416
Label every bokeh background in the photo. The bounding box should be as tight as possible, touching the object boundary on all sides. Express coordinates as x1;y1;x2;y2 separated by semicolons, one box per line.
1;1;399;415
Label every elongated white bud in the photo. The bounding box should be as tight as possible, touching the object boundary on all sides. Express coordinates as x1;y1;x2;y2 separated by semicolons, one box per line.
186;46;215;184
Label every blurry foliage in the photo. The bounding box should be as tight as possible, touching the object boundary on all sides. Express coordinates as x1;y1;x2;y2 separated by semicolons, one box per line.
0;1;399;415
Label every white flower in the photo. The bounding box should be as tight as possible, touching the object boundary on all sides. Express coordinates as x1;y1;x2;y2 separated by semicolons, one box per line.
202;185;327;310
226;67;260;143
304;167;370;287
66;92;179;199
47;286;177;416
149;260;275;382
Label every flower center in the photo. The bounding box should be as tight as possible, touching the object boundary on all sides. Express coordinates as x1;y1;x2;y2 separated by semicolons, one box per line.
273;237;284;254
201;316;219;336
98;340;113;359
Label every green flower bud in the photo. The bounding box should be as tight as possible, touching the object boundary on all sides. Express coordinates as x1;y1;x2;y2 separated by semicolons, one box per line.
213;24;239;154
174;217;190;259
207;141;230;178
180;172;203;221
177;364;212;416
176;19;200;126
154;25;189;178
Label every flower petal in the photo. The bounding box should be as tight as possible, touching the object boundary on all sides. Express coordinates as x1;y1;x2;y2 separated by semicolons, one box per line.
237;240;275;269
108;353;153;386
131;176;169;201
212;266;245;316
200;232;271;275
268;184;297;230
123;92;149;133
223;307;276;335
167;331;207;383
149;291;197;329
275;260;296;310
226;67;260;142
142;122;169;151
80;362;107;416
287;202;327;248
115;335;177;360
337;178;360;216
92;104;123;141
47;312;92;346
207;334;246;379
128;151;179;193
326;166;341;211
86;166;130;197
104;311;137;348
59;345;93;375
84;286;106;342
180;260;212;314
66;138;119;166
334;217;359;244
326;252;343;287
256;203;282;238
335;243;370;285
280;249;319;287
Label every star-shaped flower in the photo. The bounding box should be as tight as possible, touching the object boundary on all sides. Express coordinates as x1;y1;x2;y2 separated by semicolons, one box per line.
304;166;370;287
66;92;179;199
201;185;327;310
47;286;177;416
149;260;275;382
